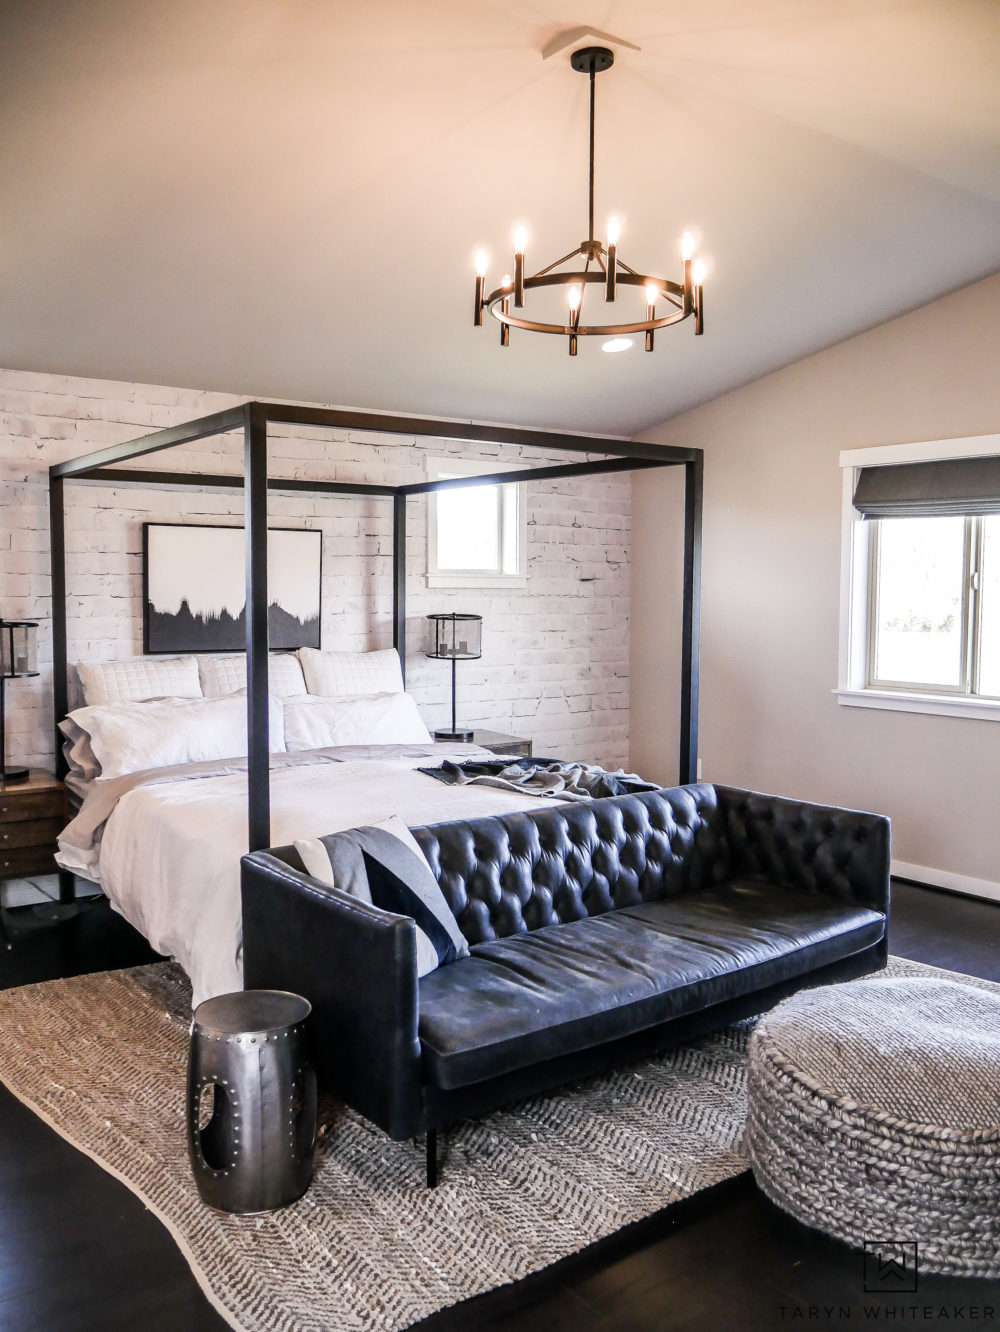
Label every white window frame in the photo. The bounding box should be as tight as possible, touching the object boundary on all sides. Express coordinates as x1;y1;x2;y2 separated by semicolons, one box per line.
836;433;1000;722
425;456;527;589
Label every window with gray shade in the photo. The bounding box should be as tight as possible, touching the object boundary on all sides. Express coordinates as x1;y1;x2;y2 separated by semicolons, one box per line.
853;454;1000;699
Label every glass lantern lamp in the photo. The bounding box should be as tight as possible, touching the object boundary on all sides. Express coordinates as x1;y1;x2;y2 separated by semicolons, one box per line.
425;613;482;742
0;620;39;784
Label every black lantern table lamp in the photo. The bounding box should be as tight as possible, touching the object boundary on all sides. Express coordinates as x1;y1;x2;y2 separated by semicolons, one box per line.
425;613;482;742
1;620;39;784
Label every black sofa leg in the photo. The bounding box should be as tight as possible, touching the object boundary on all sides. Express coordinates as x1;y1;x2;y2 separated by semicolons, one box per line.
426;1129;437;1188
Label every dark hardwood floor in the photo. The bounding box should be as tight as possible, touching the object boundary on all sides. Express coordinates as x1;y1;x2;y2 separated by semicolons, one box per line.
0;880;997;1332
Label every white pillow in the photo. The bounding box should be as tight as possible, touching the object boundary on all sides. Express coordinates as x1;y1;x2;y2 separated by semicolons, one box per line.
67;695;286;780
199;653;307;699
282;692;431;751
77;656;202;706
298;647;404;698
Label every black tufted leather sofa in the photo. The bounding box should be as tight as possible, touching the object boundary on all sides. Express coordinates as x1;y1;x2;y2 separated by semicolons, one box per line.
241;784;890;1177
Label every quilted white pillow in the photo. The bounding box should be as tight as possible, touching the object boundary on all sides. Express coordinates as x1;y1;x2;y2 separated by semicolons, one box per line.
77;656;202;706
298;647;404;698
282;692;431;751
199;653;307;700
67;695;286;780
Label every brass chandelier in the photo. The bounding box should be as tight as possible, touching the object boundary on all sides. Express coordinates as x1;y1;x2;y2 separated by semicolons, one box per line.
473;45;706;356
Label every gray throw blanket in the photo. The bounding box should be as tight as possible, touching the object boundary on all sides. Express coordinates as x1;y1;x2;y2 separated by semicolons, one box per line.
418;757;659;801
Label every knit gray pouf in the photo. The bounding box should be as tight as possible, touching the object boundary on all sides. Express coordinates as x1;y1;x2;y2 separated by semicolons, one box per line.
747;977;1000;1277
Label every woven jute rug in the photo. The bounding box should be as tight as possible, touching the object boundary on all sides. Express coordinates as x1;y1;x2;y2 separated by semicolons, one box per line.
0;955;982;1332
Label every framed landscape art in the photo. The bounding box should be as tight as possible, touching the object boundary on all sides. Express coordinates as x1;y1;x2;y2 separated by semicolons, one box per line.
143;523;322;653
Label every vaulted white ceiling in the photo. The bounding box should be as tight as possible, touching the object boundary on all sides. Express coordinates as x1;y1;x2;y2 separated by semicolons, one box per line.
2;0;998;435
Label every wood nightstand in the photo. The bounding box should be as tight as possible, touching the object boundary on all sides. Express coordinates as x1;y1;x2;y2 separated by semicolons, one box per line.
0;769;72;905
460;729;533;758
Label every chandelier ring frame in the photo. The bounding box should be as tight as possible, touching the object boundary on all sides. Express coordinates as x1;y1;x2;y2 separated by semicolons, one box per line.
486;269;692;337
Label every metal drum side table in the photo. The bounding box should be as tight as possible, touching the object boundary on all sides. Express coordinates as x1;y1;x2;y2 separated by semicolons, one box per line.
187;989;317;1214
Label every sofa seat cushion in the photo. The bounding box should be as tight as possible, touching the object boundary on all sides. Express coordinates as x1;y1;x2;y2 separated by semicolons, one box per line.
417;879;886;1091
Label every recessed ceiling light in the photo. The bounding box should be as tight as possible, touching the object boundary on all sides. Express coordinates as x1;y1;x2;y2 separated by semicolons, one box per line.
602;337;634;353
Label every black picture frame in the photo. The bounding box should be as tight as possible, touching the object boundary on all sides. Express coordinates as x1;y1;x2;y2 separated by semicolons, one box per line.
142;522;322;654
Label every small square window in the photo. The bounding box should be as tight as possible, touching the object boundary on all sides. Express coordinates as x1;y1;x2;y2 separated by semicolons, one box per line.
426;458;526;588
837;441;1000;725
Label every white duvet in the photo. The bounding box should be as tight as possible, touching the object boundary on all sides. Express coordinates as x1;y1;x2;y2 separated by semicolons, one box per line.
89;745;552;1007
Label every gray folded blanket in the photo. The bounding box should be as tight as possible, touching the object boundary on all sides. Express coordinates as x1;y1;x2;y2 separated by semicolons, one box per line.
418;756;659;801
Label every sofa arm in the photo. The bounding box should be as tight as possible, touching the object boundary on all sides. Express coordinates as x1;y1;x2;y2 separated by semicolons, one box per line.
714;786;891;915
240;851;424;1140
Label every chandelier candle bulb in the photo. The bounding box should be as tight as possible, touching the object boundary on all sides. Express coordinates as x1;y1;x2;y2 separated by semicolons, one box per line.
568;282;582;354
500;274;512;346
693;259;706;336
473;273;485;326
682;244;693;315
473;251;488;326
606;217;619;302
645;284;657;352
513;227;526;306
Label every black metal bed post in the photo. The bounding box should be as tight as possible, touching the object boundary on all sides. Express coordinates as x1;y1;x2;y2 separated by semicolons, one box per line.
49;475;68;780
244;403;270;852
392;493;406;687
45;399;703;832
679;453;703;785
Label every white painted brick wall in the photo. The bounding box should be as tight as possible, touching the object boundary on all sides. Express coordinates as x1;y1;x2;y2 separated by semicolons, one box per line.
0;368;630;773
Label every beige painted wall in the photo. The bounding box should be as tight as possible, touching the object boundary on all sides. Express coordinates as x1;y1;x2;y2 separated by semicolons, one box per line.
631;271;1000;889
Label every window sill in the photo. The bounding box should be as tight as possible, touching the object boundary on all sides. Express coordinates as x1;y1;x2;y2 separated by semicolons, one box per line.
425;574;528;590
834;688;1000;722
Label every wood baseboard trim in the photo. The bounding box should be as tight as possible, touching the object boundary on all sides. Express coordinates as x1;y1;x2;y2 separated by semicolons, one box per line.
891;859;1000;905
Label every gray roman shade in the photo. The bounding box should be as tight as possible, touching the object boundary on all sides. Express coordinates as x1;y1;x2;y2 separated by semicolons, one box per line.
853;456;1000;518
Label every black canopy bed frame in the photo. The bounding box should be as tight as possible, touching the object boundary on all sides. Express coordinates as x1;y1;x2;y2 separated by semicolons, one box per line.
48;400;703;872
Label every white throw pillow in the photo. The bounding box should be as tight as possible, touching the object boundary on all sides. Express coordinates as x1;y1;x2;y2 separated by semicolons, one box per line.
68;695;286;780
199;653;307;699
77;656;202;706
298;647;404;698
282;692;431;751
